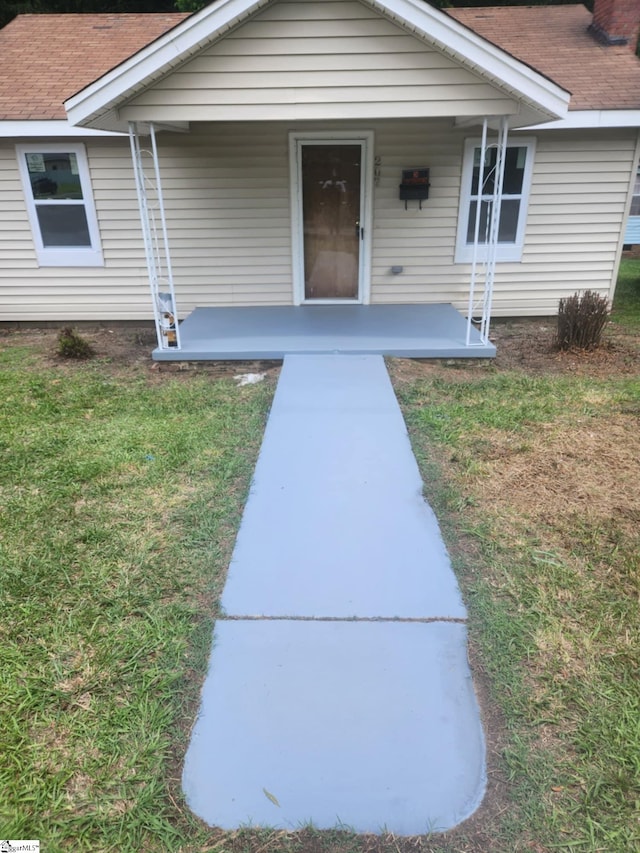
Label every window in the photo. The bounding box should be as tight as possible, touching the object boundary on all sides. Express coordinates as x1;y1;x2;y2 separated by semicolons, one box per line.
16;143;103;267
455;137;535;264
629;169;640;216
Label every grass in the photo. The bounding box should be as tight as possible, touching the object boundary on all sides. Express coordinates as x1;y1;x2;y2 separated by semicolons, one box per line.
1;262;639;852
611;257;640;327
0;350;273;851
392;262;640;852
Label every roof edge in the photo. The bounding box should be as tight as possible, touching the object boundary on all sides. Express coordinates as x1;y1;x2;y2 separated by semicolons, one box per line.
0;120;125;138
523;109;640;130
370;0;570;120
65;0;570;131
64;0;272;128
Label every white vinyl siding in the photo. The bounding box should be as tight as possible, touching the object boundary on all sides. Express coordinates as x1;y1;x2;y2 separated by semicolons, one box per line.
370;119;467;306
366;123;637;315
0;140;149;320
121;0;517;124
491;130;637;315
1;124;636;321
153;123;293;308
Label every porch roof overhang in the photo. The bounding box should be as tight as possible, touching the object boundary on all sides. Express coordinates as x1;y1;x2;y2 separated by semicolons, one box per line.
64;0;570;133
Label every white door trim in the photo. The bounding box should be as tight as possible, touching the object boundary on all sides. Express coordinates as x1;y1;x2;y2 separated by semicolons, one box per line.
289;130;374;305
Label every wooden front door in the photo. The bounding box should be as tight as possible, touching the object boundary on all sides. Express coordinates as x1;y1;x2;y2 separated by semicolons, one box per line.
301;144;363;300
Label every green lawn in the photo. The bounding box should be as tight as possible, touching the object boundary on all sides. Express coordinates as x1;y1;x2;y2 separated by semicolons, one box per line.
0;351;273;851
612;256;640;326
1;264;639;852
393;261;640;852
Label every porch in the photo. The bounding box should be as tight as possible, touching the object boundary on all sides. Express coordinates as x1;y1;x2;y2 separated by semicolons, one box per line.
152;303;496;361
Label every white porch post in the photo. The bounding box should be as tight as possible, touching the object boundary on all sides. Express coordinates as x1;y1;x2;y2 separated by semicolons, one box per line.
128;121;181;350
466;116;509;346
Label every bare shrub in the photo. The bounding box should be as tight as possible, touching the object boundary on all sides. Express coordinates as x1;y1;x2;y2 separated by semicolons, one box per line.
556;290;609;351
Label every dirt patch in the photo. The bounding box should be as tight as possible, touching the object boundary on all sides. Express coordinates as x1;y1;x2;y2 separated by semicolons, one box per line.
2;315;636;381
491;317;640;376
0;323;283;382
390;316;640;384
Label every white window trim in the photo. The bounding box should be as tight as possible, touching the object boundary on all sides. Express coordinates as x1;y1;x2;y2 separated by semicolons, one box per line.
455;136;536;264
16;142;104;267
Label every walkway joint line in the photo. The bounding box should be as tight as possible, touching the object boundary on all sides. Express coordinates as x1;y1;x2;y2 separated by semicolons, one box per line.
217;614;468;624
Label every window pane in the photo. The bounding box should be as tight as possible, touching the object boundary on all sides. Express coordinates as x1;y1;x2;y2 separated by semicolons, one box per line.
630;173;640;215
502;148;526;194
466;198;521;245
26;152;83;200
471;149;496;196
498;199;521;242
466;199;490;243
36;204;91;247
471;146;527;196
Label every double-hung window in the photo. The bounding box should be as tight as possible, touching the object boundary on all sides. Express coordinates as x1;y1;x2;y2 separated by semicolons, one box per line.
16;143;103;267
455;137;535;264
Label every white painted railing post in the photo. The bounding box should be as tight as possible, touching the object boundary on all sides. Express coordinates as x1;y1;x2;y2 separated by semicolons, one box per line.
481;116;509;344
466;116;509;347
466;118;488;346
128;121;181;351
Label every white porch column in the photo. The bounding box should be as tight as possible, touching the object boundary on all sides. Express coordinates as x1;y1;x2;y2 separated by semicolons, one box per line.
128;121;181;350
466;116;509;346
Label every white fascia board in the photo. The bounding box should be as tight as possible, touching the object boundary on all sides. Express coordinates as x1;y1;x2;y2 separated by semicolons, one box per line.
523;110;640;130
65;0;570;130
366;0;570;121
0;120;125;138
65;0;273;128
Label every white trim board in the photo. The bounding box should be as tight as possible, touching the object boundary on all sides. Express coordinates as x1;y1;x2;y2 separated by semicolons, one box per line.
454;135;536;265
524;110;640;130
289;130;374;306
0;121;125;138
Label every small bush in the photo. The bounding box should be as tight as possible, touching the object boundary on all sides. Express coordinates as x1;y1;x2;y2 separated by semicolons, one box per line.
557;290;609;351
57;326;94;360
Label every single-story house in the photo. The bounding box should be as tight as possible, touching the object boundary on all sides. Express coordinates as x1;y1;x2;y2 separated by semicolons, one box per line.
1;0;639;358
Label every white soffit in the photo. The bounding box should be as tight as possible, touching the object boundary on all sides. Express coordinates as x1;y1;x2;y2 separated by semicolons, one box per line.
64;0;570;131
0;120;125;138
523;110;640;130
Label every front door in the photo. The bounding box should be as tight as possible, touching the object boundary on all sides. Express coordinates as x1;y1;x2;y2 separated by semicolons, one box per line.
295;140;367;302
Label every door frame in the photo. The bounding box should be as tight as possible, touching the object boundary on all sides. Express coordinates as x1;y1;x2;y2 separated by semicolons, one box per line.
289;130;374;306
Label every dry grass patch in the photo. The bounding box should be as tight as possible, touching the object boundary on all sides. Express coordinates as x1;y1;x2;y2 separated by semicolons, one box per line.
472;413;640;539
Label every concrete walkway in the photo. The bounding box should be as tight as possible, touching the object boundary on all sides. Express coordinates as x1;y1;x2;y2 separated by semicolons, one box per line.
182;355;486;836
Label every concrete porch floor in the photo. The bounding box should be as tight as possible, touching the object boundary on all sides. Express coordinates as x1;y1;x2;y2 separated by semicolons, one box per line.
152;303;496;361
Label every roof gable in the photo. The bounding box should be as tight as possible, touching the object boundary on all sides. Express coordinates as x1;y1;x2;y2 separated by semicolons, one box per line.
63;0;570;131
119;0;523;125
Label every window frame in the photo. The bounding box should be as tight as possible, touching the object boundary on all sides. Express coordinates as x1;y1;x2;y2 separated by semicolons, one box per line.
16;142;104;267
629;168;640;217
455;136;536;264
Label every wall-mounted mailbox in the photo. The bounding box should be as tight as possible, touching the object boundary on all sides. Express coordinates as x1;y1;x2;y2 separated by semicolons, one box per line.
399;168;430;209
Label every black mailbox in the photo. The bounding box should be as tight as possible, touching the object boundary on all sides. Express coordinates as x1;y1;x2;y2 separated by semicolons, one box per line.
399;168;430;209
